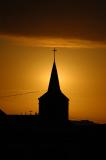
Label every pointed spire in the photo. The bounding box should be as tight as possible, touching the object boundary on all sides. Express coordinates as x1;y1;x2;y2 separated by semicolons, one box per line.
48;61;60;92
48;48;60;92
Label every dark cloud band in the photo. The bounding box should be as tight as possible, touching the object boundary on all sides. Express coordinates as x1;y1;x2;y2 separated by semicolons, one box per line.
0;0;106;42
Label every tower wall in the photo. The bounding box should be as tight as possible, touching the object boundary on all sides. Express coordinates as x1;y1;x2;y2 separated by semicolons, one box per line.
39;94;69;125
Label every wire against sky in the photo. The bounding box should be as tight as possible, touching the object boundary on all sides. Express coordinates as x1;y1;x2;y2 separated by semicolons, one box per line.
0;90;46;99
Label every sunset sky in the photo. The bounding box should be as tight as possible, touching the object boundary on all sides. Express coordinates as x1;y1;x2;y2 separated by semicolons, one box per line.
0;0;106;123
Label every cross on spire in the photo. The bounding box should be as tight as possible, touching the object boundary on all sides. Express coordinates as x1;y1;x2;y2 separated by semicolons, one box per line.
52;48;57;62
48;48;60;92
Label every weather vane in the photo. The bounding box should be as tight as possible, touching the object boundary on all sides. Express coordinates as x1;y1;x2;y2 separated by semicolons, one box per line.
52;48;57;61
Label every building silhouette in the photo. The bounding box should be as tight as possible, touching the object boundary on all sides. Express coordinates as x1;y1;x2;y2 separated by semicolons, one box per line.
39;49;69;125
0;109;6;117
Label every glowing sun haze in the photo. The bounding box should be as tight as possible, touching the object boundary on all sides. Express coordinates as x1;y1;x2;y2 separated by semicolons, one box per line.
0;0;106;123
0;42;106;123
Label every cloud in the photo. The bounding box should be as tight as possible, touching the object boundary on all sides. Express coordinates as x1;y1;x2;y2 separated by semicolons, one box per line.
0;0;106;42
0;34;106;48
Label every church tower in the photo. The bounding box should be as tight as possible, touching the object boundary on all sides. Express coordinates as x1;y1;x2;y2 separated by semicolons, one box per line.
38;49;69;125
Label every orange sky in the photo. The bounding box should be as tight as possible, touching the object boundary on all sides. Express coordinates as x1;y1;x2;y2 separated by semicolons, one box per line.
0;36;106;123
0;0;106;124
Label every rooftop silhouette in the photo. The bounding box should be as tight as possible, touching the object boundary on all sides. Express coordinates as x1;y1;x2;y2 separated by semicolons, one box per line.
0;109;7;117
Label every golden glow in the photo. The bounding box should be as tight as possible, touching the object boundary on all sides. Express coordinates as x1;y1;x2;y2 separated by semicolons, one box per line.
0;35;106;123
0;34;106;48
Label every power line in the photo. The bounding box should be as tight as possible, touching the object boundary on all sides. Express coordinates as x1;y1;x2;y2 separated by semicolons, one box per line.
0;90;46;99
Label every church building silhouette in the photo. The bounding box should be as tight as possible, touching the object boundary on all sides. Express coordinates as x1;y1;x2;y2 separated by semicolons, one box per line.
39;49;69;125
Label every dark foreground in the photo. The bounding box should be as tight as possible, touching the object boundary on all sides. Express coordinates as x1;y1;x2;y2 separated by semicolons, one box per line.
0;115;106;160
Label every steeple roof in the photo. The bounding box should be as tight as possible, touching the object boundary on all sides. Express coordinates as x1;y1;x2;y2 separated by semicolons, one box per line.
39;49;69;101
48;61;60;92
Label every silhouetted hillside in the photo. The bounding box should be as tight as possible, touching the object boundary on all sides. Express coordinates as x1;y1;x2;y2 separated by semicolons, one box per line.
0;115;106;160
